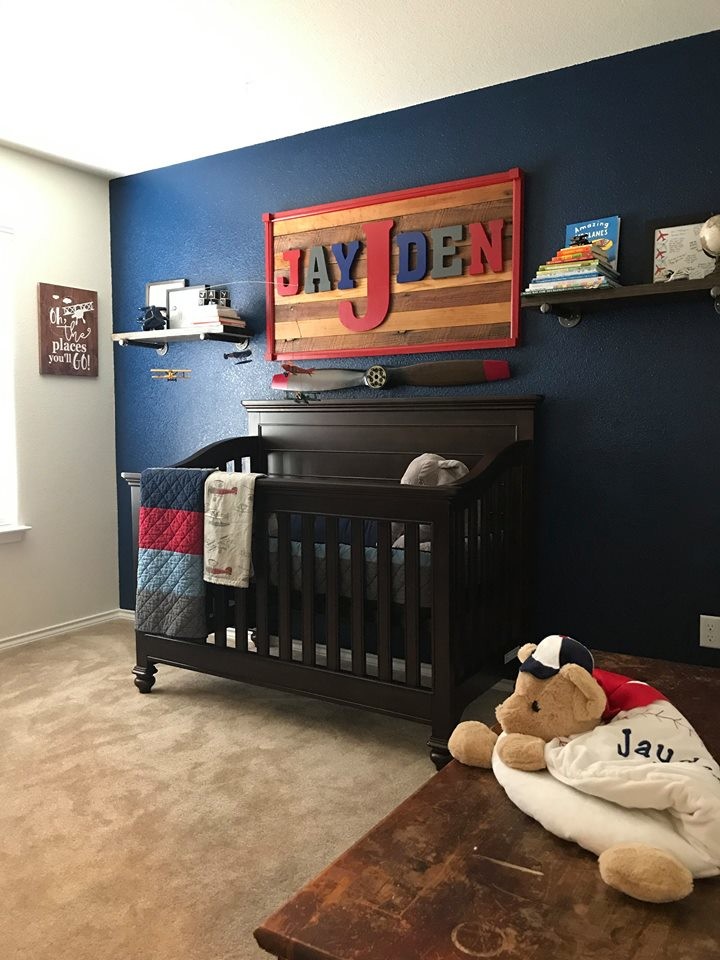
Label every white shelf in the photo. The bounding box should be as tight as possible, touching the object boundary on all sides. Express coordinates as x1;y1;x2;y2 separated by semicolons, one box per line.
112;325;251;354
112;325;250;344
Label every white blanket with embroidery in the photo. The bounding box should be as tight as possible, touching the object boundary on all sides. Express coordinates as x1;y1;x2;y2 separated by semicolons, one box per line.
203;471;263;588
493;699;720;878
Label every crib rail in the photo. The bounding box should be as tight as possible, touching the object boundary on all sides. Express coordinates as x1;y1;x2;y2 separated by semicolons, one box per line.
199;441;532;701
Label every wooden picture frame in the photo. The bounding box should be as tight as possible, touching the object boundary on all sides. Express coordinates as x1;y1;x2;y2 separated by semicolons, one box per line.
145;278;186;314
167;284;207;329
264;168;523;360
646;214;715;283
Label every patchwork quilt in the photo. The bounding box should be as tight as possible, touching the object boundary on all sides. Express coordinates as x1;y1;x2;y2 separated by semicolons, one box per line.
135;467;213;639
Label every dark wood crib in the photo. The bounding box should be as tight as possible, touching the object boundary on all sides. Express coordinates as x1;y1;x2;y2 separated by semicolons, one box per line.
122;396;540;766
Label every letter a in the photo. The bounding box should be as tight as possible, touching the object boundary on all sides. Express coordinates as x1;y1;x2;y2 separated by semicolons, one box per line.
304;246;332;294
338;219;393;332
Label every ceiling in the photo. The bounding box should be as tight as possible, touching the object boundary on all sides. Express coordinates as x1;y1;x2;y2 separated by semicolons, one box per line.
2;1;719;178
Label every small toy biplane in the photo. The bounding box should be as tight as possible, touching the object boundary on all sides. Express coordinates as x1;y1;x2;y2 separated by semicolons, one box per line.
150;368;191;382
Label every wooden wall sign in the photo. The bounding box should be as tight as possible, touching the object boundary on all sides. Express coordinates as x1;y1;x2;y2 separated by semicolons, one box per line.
37;282;98;377
264;168;522;360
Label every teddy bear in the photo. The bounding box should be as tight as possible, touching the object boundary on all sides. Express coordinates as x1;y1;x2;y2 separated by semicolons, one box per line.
449;635;720;903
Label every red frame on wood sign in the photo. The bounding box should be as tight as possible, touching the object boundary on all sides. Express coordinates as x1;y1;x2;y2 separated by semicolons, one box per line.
264;168;523;361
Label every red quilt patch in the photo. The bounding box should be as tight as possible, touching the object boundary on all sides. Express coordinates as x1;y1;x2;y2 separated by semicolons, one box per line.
139;506;204;555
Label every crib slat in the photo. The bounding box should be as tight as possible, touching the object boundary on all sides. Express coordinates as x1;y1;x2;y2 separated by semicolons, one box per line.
376;520;392;683
404;523;420;688
254;513;270;657
468;499;479;650
234;587;247;651
278;512;292;661
213;585;228;648
351;519;365;676
478;491;490;647
488;481;502;644
325;517;340;672
301;514;315;666
455;506;468;659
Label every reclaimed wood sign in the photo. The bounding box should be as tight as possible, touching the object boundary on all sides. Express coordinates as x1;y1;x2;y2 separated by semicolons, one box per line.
264;168;522;360
37;282;98;377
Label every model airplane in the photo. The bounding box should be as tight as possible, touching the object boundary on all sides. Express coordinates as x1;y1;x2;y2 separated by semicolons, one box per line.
150;368;191;381
271;359;510;394
223;350;252;365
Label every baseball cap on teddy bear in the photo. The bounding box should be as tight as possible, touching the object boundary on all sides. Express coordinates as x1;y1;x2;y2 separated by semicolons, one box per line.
392;453;469;546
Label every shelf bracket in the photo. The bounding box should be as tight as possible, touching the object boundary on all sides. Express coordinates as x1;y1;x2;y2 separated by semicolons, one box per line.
710;285;720;315
539;302;582;328
116;338;168;356
199;332;251;347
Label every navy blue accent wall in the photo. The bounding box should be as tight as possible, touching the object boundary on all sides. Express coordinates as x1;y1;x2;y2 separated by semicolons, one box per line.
111;31;720;665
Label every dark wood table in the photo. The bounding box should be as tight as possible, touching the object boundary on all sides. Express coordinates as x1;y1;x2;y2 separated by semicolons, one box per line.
255;653;720;960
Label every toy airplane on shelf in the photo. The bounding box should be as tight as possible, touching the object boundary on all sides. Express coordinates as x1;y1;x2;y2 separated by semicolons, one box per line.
150;368;191;381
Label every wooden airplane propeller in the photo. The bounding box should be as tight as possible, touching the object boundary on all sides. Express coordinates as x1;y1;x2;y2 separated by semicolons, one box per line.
271;359;510;394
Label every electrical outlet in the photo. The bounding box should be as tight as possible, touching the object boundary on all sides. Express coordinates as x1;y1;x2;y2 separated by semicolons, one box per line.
700;615;720;649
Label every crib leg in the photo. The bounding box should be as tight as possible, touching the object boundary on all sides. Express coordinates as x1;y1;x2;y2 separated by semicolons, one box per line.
132;661;157;693
427;737;452;770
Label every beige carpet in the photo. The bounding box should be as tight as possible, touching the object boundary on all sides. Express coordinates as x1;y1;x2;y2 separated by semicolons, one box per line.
0;620;504;960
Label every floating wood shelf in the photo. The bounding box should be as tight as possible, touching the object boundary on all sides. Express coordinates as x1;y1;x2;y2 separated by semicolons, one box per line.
521;271;720;327
111;326;251;355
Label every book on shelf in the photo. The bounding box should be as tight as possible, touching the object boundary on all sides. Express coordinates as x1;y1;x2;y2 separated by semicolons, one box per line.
530;273;619;287
192;318;247;328
524;276;619;294
549;248;610;265
193;304;241;318
539;258;617;274
539;264;618;278
564;217;621;271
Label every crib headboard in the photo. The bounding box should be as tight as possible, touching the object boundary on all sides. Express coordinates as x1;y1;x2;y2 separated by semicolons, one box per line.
243;397;541;481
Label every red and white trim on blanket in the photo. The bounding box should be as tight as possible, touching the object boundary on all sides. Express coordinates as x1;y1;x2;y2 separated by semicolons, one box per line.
593;668;668;723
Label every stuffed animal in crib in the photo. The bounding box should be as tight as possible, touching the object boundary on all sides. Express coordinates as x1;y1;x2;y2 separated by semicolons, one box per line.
449;635;720;903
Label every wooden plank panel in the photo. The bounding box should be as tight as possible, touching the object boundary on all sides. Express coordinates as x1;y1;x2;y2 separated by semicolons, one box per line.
325;517;340;672
301;514;315;666
277;512;292;661
268;169;521;359
273;242;513;300
275;277;511;323
376;521;393;683
350;519;365;676
272;182;513;236
275;321;512;357
276;323;512;359
274;201;513;254
404;523;421;689
277;301;510;342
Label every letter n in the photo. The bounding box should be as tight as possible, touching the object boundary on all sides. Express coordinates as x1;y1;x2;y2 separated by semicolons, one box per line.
469;218;505;274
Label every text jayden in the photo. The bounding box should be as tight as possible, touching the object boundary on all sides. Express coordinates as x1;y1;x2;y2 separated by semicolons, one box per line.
275;217;505;332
